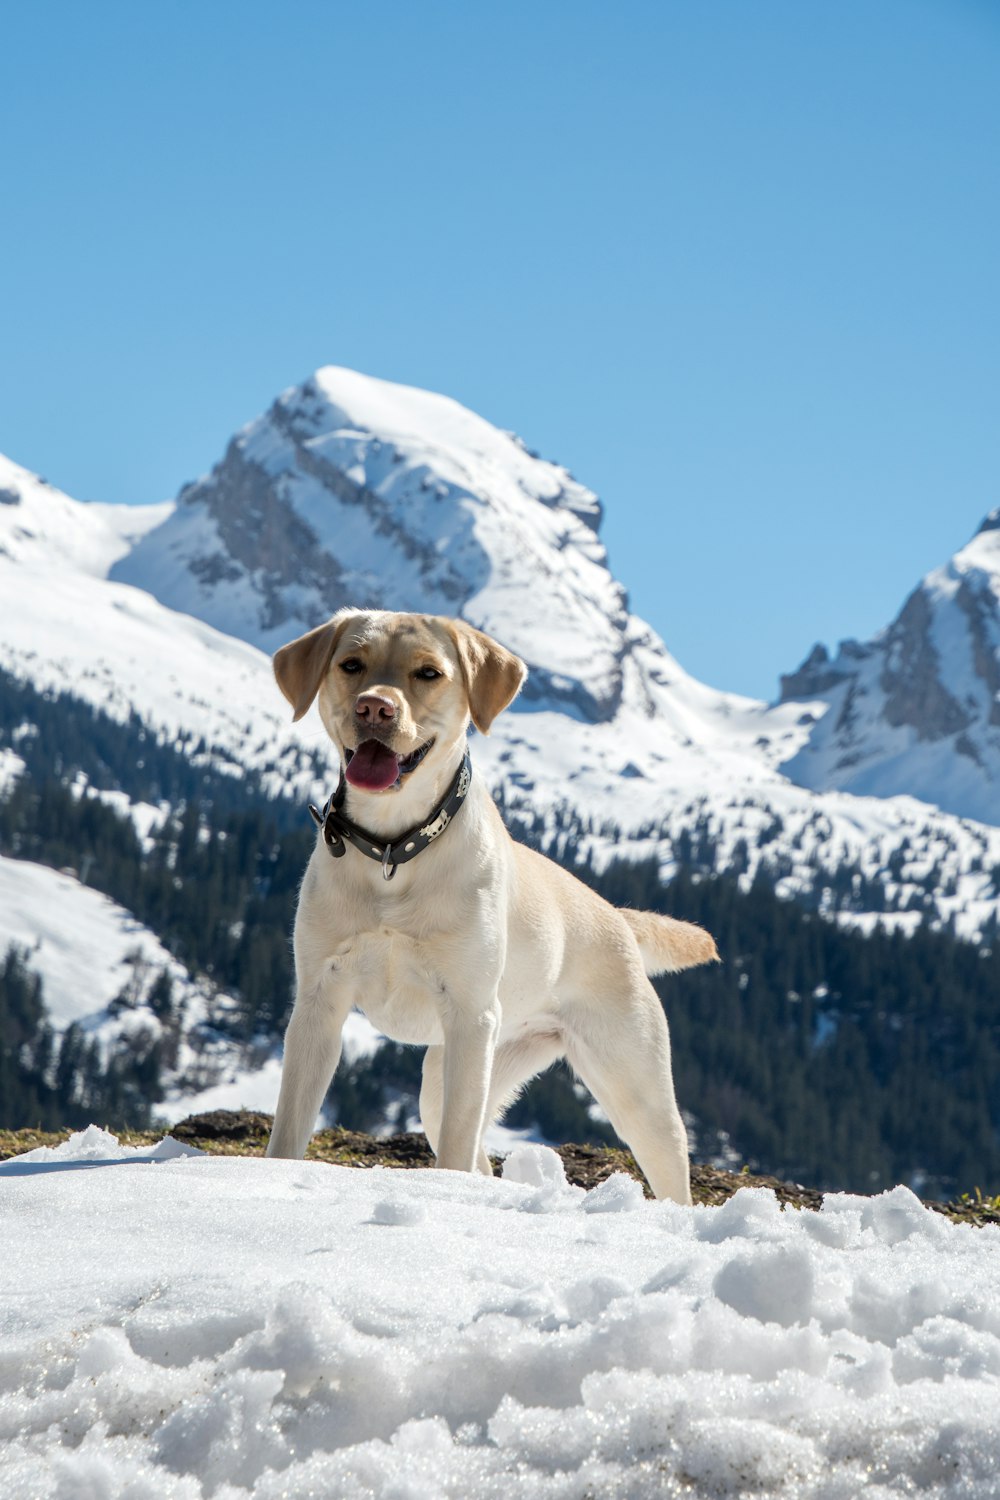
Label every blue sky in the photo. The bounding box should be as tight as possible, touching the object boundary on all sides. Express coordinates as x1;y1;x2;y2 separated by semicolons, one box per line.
2;0;997;699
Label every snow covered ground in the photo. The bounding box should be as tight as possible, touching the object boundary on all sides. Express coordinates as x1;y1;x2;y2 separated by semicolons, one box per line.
2;1130;998;1498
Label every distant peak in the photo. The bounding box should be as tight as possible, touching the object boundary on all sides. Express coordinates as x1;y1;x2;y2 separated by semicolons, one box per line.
0;452;38;493
976;507;1000;535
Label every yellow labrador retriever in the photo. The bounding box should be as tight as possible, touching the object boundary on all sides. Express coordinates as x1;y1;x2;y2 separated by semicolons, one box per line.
265;610;718;1202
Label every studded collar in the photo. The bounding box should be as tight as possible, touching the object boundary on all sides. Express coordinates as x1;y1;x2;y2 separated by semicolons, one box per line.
308;747;473;881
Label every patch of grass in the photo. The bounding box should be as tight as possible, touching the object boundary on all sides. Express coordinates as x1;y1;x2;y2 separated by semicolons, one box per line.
3;1110;997;1227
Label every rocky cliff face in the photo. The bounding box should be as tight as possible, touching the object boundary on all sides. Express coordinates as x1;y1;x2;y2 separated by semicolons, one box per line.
778;511;1000;824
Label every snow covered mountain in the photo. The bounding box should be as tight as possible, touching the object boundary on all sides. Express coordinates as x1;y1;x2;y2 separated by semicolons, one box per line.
778;511;1000;826
111;365;665;724
0;453;327;799
2;371;1000;947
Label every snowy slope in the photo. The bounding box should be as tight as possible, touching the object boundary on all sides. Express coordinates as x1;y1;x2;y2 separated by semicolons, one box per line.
0;454;336;800
0;451;168;576
0;851;253;1109
779;511;1000;825
2;1131;999;1498
0;854;182;1030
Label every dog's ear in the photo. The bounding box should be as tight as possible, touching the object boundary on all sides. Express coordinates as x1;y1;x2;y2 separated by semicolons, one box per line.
448;621;527;734
274;614;353;722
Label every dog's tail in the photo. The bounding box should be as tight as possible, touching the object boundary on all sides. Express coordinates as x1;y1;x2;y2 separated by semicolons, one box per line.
620;909;720;976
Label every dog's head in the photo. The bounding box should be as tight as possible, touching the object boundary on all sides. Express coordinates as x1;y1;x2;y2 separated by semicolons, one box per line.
274;610;526;794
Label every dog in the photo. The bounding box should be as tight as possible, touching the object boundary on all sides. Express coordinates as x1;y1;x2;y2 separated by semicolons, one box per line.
265;610;718;1202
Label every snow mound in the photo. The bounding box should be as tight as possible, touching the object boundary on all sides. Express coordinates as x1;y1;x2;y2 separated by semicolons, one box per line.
2;1135;998;1497
500;1141;569;1188
0;1124;203;1171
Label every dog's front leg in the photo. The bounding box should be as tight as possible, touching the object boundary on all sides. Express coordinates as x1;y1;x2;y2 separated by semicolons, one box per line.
266;972;350;1160
435;998;502;1175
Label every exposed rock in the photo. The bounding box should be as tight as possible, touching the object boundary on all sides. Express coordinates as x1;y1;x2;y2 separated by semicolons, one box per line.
880;588;972;740
780;642;858;702
179;441;349;632
955;576;1000;728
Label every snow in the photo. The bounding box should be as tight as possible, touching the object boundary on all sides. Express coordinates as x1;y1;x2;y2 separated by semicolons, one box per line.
0;454;157;576
0;746;25;795
1;1131;998;1497
0;855;185;1029
153;1059;289;1124
0;1123;203;1169
0;854;263;1117
69;779;167;850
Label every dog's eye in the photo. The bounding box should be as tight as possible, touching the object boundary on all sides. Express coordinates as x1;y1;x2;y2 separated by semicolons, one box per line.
413;666;442;681
339;658;364;675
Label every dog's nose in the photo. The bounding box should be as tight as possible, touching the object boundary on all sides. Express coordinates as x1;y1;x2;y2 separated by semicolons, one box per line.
355;692;396;725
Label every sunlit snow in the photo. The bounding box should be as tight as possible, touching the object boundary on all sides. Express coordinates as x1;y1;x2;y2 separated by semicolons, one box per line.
1;1131;998;1497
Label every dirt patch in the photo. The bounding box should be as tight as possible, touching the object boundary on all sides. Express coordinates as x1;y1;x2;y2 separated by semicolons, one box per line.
3;1111;997;1227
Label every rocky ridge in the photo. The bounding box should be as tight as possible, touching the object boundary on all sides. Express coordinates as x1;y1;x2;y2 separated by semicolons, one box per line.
780;510;1000;825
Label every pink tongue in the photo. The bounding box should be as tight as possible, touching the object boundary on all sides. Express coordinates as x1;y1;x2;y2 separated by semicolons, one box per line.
345;740;400;792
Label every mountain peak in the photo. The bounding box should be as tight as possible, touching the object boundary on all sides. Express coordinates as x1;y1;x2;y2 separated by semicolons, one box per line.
113;367;626;720
0;451;47;506
0;453;160;577
777;506;1000;823
275;366;603;533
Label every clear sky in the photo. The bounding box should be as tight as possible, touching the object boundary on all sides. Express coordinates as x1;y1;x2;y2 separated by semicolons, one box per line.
2;1;998;700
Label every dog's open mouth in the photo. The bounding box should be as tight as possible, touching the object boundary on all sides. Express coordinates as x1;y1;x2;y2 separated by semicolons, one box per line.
344;738;435;792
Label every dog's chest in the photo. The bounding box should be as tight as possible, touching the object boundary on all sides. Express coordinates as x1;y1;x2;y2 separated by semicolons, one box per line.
332;925;449;1045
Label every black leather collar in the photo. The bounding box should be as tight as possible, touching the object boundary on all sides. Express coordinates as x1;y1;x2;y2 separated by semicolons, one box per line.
308;747;473;881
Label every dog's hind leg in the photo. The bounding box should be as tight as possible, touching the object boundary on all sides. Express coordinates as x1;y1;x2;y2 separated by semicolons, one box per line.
565;990;691;1204
478;1032;565;1167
